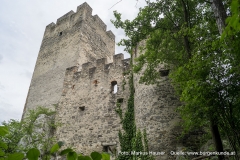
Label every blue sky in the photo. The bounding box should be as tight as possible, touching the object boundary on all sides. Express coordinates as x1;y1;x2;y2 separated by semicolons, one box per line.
0;0;147;123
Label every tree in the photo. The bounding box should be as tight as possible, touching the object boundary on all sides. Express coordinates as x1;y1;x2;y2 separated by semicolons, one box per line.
0;107;57;160
211;0;228;34
112;0;240;159
0;127;110;160
0;119;24;154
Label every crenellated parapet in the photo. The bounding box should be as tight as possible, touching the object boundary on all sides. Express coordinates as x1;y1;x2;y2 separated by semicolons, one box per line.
77;2;92;17
106;30;115;40
43;2;114;41
56;11;75;25
93;15;107;31
62;54;130;95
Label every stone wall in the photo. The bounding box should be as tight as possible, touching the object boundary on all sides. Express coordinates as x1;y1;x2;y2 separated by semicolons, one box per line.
55;54;130;155
23;2;115;117
133;43;183;159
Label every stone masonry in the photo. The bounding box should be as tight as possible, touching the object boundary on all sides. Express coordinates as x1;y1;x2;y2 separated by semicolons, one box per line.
132;43;183;159
23;2;186;160
55;54;130;155
23;2;115;116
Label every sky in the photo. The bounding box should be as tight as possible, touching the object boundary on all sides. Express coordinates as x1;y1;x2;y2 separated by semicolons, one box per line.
0;0;148;123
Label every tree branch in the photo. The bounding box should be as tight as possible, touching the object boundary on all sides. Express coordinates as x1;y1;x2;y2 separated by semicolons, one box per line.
109;0;123;10
203;0;212;4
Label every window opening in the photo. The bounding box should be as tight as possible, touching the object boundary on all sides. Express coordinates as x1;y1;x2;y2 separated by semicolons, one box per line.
111;81;117;94
102;144;115;154
79;106;85;111
117;98;124;103
59;32;63;36
103;146;109;152
160;69;169;77
103;145;113;154
93;80;98;86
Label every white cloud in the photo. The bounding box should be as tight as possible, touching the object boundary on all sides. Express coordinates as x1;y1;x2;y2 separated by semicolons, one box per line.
0;101;22;123
0;82;4;90
0;55;3;63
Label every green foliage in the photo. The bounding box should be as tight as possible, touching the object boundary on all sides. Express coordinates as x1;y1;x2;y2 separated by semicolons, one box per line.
78;156;92;160
26;148;40;160
0;127;24;160
0;106;61;160
0;126;8;136
67;151;78;160
7;152;24;160
116;71;153;160
90;152;102;160
0;119;25;154
132;130;144;160
50;143;60;154
143;129;149;153
112;0;240;157
21;107;58;159
0;142;7;150
117;73;135;160
60;148;74;155
23;106;56;136
0;126;110;160
222;0;240;37
101;153;110;160
121;78;126;91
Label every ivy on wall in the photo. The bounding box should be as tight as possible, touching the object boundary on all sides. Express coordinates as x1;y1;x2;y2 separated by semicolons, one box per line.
116;60;153;160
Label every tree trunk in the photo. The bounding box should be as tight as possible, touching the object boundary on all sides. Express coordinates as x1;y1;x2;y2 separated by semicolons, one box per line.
210;119;225;160
181;0;191;59
211;0;227;34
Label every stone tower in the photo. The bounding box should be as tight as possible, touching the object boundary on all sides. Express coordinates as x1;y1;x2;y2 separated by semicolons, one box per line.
23;2;185;159
23;2;115;116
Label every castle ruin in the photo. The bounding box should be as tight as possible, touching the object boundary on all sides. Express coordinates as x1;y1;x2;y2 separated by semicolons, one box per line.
23;2;184;159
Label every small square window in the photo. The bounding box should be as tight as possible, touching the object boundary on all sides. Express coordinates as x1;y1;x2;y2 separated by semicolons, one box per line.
117;98;124;103
160;69;169;77
79;106;85;111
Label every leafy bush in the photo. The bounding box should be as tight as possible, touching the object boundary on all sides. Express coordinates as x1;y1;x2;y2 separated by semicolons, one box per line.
0;126;109;160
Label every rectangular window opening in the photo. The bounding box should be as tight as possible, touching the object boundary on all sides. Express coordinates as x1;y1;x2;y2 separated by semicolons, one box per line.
79;106;85;111
117;98;124;103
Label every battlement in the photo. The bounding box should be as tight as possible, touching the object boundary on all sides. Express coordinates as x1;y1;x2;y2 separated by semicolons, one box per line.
85;53;129;71
56;10;75;25
77;2;92;16
44;2;114;41
82;62;94;72
106;30;115;40
93;15;107;31
63;54;130;85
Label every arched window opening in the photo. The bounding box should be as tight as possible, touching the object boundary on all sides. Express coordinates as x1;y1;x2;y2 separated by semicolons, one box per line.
111;81;117;94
